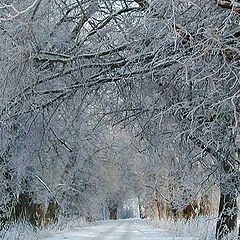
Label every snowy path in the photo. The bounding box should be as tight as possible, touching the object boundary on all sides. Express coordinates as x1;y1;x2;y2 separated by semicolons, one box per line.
43;219;196;240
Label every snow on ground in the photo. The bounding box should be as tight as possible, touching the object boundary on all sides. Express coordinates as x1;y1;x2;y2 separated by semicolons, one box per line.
1;218;239;240
42;219;198;240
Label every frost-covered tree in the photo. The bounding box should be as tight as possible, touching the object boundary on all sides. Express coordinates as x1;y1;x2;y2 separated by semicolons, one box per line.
0;0;240;239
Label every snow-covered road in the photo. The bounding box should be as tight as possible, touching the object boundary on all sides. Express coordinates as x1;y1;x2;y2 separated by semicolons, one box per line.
44;219;196;240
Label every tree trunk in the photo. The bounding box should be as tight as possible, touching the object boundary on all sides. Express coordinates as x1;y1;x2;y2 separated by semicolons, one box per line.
0;168;13;229
216;155;239;240
109;204;118;220
182;201;199;220
139;205;144;219
138;196;144;219
155;199;165;219
166;202;175;220
238;224;240;240
11;192;42;227
45;199;60;225
216;190;238;239
199;194;212;216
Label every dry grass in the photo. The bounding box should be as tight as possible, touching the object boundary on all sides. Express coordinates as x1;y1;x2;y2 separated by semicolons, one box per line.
151;216;238;240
